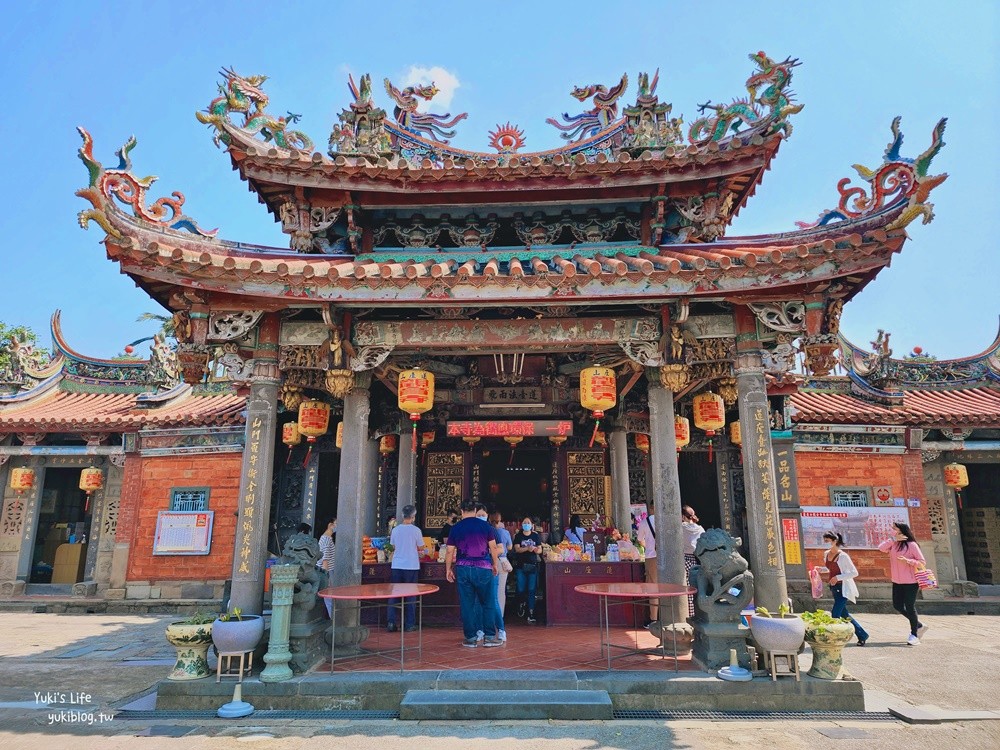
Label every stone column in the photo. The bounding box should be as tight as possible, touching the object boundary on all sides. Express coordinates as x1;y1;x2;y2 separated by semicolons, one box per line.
229;314;281;616
362;434;379;537
735;350;789;612
395;431;416;520
608;428;632;532
332;376;371;590
647;374;686;623
15;461;44;581
260;563;296;682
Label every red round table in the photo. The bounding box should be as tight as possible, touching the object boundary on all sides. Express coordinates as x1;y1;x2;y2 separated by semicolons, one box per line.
318;583;439;671
575;582;695;671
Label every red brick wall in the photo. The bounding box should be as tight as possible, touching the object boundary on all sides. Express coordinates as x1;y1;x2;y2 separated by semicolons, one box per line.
796;450;930;580
125;453;241;582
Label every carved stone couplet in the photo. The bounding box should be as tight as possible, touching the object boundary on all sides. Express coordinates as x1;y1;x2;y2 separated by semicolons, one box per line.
207;311;264;342
749;302;806;333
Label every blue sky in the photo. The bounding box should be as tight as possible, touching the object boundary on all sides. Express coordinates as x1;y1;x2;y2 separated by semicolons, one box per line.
1;1;996;360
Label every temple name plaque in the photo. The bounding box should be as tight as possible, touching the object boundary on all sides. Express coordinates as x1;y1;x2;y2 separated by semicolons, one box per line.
153;511;215;555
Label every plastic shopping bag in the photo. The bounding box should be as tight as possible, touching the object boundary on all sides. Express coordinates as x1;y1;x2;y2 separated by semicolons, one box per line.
809;566;824;599
915;565;938;590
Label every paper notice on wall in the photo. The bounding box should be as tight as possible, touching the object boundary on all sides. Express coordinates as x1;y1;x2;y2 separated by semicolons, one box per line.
781;518;802;565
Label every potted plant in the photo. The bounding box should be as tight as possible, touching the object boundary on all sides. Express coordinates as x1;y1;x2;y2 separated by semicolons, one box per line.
212;607;265;654
383;542;395;563
802;610;854;679
164;611;215;680
749;604;806;654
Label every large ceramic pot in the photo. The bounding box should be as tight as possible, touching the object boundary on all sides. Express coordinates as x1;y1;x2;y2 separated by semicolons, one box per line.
805;621;855;679
164;621;214;680
212;615;265;654
749;614;806;653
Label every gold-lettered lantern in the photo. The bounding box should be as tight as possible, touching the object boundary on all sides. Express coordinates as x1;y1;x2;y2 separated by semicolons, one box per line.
674;415;691;451
944;462;970;509
729;420;742;446
10;467;35;493
634;434;650;454
580;366;616;447
379;434;398;455
335;422;344;449
298;399;331;465
693;390;725;463
79;466;104;512
282;422;301;464
398;369;435;454
548;435;567;447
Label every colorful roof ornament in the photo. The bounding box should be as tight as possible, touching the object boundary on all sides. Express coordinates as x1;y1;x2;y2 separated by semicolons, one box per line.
383;77;468;143
488;122;525;154
797;117;948;231
546;74;629;142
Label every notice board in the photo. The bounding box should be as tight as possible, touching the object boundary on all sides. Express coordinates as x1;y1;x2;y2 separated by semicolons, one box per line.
153;511;214;555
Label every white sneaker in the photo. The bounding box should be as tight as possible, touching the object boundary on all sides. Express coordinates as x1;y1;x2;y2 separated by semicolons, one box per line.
498;629;507;642
476;630;484;642
916;624;930;639
907;634;920;646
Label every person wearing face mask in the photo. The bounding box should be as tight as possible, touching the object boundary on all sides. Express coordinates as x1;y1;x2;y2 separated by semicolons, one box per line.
437;508;460;545
513;516;543;623
318;517;337;618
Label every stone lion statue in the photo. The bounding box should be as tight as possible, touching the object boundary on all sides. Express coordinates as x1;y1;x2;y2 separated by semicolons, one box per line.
279;530;325;622
689;528;754;622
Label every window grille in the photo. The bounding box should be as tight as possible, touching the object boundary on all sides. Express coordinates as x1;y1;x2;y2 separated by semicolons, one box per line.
830;488;869;508
170;488;210;511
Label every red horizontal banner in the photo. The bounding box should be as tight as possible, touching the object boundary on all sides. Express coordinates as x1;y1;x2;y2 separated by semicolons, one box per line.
446;420;574;438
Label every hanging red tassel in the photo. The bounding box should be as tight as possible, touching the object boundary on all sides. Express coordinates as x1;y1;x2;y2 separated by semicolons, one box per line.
411;416;419;455
707;437;714;464
589;418;601;448
302;444;313;468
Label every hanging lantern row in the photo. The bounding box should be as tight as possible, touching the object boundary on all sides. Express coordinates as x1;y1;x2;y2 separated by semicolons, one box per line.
379;434;398;455
10;467;35;493
80;466;104;512
675;415;691;451
398;369;435;454
693;390;726;463
298;399;331;466
944;462;970;509
580;366;616;448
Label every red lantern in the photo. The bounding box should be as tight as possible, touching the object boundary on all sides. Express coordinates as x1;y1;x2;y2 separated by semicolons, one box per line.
399;369;435;454
421;431;436;449
674;416;691;451
379;435;398;455
944;463;970;509
10;468;35;493
634;434;650;454
80;466;104;512
282;422;301;464
298;400;331;466
580;366;617;448
693;391;725;463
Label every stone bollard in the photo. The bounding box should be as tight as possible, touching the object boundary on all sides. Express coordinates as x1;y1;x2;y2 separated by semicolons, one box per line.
260;564;297;682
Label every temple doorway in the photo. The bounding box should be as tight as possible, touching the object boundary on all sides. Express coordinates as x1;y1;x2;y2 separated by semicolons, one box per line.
961;463;1000;585
479;446;551;530
29;467;91;584
678;451;722;531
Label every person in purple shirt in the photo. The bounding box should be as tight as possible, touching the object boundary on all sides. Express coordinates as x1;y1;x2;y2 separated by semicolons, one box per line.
445;499;502;648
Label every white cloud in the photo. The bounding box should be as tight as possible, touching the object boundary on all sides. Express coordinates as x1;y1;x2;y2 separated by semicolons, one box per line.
400;65;461;113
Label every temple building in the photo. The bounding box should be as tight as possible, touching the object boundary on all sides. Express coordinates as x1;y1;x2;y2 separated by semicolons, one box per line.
0;54;967;633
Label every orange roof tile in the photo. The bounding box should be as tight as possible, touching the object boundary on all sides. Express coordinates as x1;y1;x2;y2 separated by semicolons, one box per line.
791;387;1000;427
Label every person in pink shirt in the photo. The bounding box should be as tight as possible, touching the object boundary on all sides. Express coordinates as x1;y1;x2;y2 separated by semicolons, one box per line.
877;522;928;646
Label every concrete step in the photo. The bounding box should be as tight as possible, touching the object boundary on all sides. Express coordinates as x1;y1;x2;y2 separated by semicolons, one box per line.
399;689;613;720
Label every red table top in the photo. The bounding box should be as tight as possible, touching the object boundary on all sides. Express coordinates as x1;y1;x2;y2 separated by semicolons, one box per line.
574;582;695;598
318;583;440;600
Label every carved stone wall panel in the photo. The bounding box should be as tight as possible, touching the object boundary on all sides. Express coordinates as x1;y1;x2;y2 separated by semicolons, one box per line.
566;450;607;524
424;452;465;530
627;447;648;507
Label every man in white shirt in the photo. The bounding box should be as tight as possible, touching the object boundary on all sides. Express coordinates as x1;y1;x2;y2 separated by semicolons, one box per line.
681;506;705;617
635;503;657;626
386;504;425;632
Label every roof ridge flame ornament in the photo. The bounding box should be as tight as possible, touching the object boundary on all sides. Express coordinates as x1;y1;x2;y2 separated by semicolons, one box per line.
383;77;468;143
488;122;525;154
75;127;218;239
196;68;314;151
796;117;948;231
546;74;629;142
688;51;802;143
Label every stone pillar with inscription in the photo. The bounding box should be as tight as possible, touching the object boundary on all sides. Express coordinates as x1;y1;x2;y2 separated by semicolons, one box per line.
734;308;789;611
647;373;686;623
608;428;632;533
395;432;416;521
300;451;319;532
229;314;281;616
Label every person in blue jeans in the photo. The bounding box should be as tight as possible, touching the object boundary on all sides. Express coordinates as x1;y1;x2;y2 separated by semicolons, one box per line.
822;532;870;646
513;516;543;623
385;504;425;632
445;500;502;648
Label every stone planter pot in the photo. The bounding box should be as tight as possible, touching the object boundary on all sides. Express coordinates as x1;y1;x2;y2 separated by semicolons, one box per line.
749;614;806;653
164;621;214;680
212;615;265;654
805;622;855;679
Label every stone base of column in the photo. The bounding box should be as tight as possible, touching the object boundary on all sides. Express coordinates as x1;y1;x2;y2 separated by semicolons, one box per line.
692;621;752;671
0;580;25;598
288;617;330;673
260;645;294;683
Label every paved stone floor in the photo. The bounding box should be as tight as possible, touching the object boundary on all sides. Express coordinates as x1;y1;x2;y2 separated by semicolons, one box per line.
0;610;997;749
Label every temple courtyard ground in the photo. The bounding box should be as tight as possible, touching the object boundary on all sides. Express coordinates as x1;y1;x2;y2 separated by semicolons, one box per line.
0;610;997;749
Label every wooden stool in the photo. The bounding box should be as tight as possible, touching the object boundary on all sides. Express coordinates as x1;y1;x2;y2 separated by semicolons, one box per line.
216;650;253;683
765;650;800;681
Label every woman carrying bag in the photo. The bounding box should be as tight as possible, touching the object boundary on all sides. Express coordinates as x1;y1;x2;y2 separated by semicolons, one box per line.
822;532;869;646
878;522;928;645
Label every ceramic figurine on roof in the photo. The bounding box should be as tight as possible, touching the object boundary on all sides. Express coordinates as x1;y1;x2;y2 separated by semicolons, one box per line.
329;73;392;156
488;123;526;154
688;51;802;143
546;74;628;142
622;70;683;149
196;68;313;151
383;77;468;143
798;117;948;230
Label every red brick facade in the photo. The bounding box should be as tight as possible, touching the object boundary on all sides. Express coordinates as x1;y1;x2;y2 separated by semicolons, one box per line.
796;450;931;580
124;453;241;582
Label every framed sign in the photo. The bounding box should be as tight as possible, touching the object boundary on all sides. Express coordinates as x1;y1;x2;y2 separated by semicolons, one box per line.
801;507;909;550
153;511;214;555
